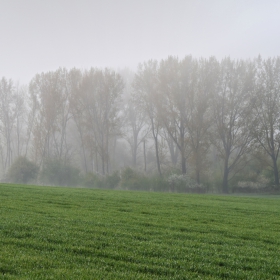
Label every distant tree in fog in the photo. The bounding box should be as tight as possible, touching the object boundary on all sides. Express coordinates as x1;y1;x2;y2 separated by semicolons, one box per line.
14;84;27;159
123;96;149;167
29;68;72;166
211;58;255;193
251;57;280;188
68;68;89;172
186;57;218;184
76;68;124;175
133;60;162;176
158;56;194;174
3;55;280;192
0;78;26;172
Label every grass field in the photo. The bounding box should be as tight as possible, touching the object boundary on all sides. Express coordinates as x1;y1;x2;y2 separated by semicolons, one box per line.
0;184;280;279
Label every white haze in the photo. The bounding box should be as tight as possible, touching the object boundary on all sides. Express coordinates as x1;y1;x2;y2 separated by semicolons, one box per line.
1;0;280;84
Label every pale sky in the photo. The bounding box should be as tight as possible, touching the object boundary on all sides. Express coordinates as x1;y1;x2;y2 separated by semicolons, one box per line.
1;0;280;84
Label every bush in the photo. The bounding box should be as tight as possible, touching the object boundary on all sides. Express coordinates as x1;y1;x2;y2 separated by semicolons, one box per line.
233;176;272;193
149;175;170;192
40;159;80;186
120;168;190;192
82;171;121;189
104;171;121;189
6;156;39;184
120;167;151;191
167;173;206;193
82;172;102;188
120;167;141;190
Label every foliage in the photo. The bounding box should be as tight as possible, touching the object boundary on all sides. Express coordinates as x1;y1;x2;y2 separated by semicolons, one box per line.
4;57;280;193
148;175;170;192
234;176;272;193
104;171;121;189
0;184;280;279
83;168;169;192
120;167;150;191
119;168;170;192
40;159;80;186
167;173;206;193
82;171;121;189
6;156;38;184
82;172;103;188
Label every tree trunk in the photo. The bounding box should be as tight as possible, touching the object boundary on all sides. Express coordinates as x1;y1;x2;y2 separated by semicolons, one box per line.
272;154;279;188
132;145;137;167
95;147;99;173
180;123;186;174
143;139;146;173
154;136;162;176
196;167;200;185
101;154;105;175
181;156;187;174
180;137;187;174
151;118;162;176
222;155;229;193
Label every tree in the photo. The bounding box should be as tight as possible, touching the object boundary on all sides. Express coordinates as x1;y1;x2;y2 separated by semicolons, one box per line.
133;60;162;176
252;56;280;188
123;97;149;167
13;84;27;159
0;78;17;172
68;68;90;173
186;57;218;184
158;56;194;174
29;68;72;166
78;68;124;175
212;58;255;193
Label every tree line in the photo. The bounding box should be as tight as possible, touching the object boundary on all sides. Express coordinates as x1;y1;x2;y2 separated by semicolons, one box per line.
1;55;280;193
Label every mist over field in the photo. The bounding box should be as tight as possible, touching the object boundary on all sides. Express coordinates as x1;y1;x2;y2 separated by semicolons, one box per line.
1;1;280;193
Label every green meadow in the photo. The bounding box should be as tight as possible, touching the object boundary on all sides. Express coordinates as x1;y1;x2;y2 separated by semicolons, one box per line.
0;184;279;279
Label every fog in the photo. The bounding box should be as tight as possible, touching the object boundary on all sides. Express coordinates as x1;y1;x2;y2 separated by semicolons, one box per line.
1;0;280;84
1;1;280;193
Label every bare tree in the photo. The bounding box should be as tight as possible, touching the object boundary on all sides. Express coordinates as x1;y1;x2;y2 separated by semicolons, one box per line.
29;68;72;166
0;78;16;172
123;97;149;167
186;57;218;184
252;56;280;188
78;68;124;175
212;58;254;193
158;56;195;174
68;68;90;173
161;129;179;167
133;60;162;176
13;84;27;158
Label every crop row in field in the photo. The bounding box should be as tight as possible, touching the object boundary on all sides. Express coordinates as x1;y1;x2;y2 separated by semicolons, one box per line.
0;184;280;279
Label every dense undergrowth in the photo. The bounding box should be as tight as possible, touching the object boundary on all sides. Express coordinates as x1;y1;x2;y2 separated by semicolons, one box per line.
0;184;280;279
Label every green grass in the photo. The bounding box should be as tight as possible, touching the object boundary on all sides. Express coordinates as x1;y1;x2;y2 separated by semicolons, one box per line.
0;184;280;279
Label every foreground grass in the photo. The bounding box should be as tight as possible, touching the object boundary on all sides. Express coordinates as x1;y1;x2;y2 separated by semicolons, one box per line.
0;184;280;279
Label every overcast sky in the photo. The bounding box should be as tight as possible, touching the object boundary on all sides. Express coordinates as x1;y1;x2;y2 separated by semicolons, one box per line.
1;0;280;84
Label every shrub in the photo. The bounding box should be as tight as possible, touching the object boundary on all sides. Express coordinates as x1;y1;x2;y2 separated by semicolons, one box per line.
40;159;80;186
6;156;39;184
234;176;271;193
82;171;121;189
120;167;140;190
82;172;102;188
120;167;151;191
104;171;121;189
167;173;206;193
148;176;169;192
